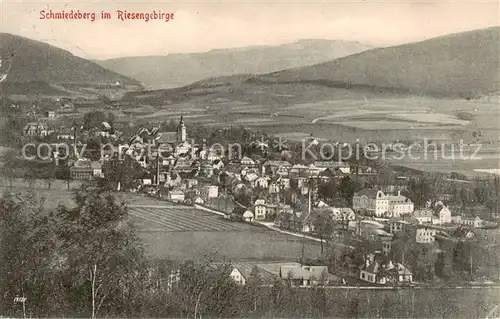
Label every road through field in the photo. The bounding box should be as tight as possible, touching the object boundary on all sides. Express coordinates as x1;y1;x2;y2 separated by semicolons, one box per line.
258;221;356;250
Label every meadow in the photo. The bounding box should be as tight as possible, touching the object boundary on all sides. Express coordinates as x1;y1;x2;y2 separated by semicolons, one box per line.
139;229;321;262
128;203;321;262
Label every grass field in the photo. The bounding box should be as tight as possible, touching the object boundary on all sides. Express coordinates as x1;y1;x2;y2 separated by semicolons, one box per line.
128;203;321;262
0;187;77;211
129;206;252;232
388;151;500;177
139;229;321;262
0;177;84;210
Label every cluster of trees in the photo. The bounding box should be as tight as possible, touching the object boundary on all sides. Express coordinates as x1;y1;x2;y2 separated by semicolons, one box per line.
0;185;147;317
0;109;30;147
83;111;115;131
100;153;147;191
317;176;362;207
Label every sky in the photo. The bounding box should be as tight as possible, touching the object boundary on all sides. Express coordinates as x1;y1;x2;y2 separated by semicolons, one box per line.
1;0;499;59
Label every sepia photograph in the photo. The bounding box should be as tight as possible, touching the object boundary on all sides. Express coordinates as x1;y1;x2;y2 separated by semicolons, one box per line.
0;0;499;318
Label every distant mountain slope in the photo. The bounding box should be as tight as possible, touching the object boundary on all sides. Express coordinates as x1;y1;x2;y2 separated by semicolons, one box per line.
98;39;373;89
0;33;141;86
255;27;500;97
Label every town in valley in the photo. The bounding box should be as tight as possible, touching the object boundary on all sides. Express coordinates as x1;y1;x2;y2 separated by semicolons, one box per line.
0;2;499;318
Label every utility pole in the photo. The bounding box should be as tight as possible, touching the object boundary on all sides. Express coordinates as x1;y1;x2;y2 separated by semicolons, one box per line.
225;191;228;214
156;152;160;186
410;286;415;318
302;178;314;265
354;140;360;183
301;230;305;265
470;251;473;277
71;125;78;159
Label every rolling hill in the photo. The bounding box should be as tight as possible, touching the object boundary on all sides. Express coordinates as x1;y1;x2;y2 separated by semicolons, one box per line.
117;27;500;147
97;39;373;89
0;33;142;95
255;27;500;98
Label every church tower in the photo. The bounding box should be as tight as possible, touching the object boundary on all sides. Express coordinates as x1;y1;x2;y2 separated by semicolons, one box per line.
177;116;187;143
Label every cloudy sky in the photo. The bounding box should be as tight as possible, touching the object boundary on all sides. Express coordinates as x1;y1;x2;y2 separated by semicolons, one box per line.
1;0;499;59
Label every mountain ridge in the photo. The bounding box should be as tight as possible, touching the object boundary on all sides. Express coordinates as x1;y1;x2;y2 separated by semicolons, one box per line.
0;33;142;87
97;39;374;89
255;26;500;97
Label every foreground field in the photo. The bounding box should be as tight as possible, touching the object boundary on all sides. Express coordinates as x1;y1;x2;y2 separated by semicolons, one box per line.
0;178;81;210
139;229;321;262
127;203;321;262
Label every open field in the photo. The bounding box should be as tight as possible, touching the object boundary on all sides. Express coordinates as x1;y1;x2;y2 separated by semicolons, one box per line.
392;162;500;178
128;205;252;232
139;229;321;262
128;203;321;261
0;177;84;210
0;187;77;211
329;120;467;131
388;150;500;177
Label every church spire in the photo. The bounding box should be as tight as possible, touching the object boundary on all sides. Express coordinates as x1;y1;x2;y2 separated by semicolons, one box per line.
177;115;187;143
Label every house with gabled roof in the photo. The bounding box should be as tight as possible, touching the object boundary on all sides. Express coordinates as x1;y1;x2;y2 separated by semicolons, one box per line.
452;226;476;240
263;160;292;175
228;263;278;286
240;156;255;166
253;176;270;189
279;265;332;286
167;188;185;203
415;224;439;243
23;122;49;137
432;201;452;225
252;198;279;221
360;253;413;285
243;210;254;222
413;209;434;224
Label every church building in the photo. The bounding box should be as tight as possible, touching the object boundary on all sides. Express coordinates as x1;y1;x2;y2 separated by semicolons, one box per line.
157;116;192;156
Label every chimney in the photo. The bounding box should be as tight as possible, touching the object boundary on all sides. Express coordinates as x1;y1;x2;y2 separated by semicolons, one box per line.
398;190;401;196
261;165;265;176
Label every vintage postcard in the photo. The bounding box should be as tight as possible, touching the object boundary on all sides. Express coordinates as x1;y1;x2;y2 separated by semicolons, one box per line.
0;0;499;318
